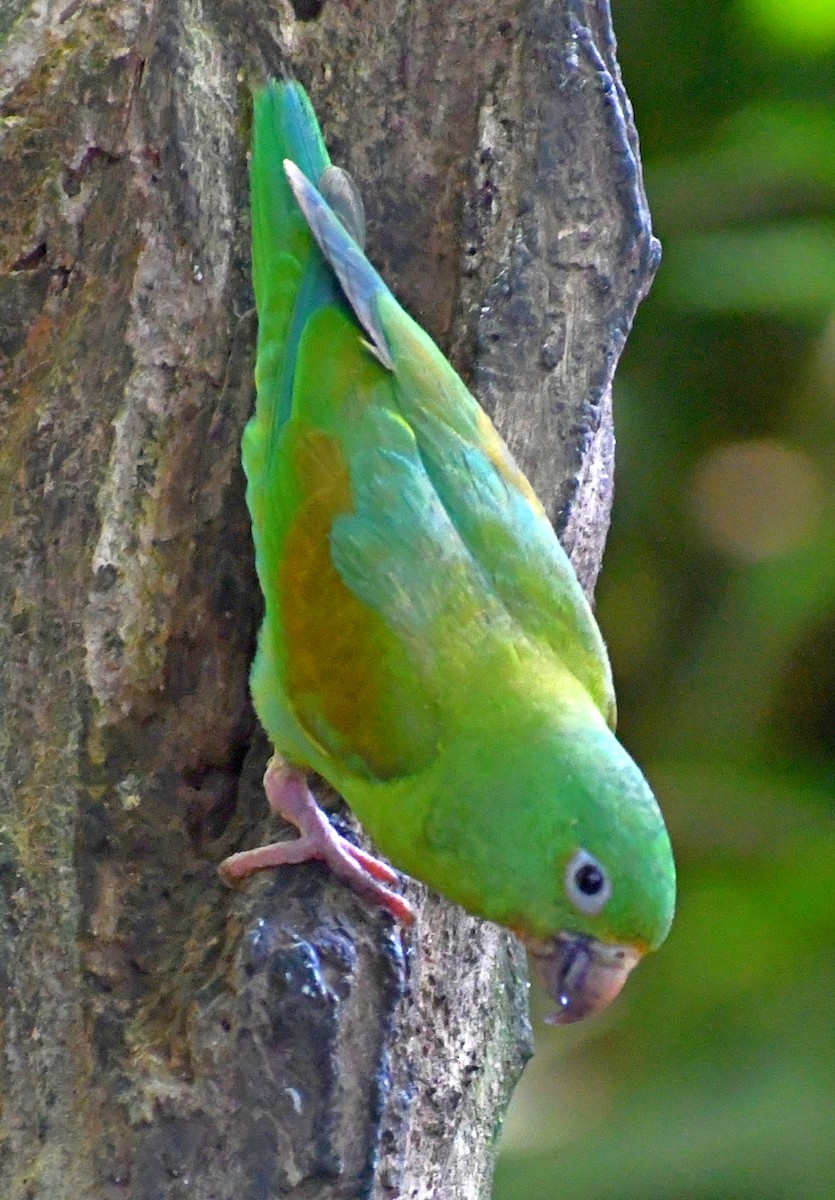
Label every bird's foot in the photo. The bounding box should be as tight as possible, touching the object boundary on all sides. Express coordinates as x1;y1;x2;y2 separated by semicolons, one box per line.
218;760;415;924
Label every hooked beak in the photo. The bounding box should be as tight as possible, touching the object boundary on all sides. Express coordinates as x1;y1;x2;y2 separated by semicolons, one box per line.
527;934;642;1024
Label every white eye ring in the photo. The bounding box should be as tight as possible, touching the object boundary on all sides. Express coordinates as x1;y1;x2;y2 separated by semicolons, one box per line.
564;849;612;916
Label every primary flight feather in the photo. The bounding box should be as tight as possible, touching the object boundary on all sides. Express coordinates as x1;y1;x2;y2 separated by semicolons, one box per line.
219;80;676;1023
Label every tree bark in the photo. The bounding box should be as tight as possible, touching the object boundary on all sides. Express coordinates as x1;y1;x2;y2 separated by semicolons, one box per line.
0;1;657;1197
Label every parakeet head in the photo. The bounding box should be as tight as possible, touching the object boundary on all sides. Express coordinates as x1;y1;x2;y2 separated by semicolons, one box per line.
421;687;676;1024
515;715;676;1023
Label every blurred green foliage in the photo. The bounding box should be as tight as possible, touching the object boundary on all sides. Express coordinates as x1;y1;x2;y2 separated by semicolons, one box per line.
495;1;835;1197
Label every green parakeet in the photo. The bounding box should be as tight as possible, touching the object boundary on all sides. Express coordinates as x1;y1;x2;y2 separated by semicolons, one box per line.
219;80;676;1024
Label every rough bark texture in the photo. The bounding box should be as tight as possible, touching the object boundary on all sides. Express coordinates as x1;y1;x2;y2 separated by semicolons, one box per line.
0;1;658;1198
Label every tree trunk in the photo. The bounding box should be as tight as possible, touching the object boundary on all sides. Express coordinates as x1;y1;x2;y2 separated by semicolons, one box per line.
0;1;657;1197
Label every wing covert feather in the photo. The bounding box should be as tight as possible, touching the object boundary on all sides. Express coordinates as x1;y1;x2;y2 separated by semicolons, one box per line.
257;305;445;781
275;421;442;780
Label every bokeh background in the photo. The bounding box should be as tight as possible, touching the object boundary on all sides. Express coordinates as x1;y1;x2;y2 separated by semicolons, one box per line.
495;1;835;1196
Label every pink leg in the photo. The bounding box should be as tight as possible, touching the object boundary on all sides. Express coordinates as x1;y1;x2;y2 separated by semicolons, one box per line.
218;760;415;924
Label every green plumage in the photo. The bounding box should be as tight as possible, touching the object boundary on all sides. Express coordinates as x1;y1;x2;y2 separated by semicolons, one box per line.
240;80;675;1008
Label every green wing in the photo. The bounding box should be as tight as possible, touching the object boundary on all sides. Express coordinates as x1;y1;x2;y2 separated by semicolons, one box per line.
285;159;616;726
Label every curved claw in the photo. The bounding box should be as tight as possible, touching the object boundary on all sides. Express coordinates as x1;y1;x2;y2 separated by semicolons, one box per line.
342;843;401;885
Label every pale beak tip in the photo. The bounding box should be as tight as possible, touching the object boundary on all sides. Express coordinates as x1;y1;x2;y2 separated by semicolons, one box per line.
528;935;642;1025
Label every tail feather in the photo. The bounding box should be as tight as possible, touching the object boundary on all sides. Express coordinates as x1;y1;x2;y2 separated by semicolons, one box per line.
245;80;335;519
283;160;394;369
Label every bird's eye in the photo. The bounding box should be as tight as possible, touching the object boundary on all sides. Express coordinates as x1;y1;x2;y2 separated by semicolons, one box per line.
564;849;611;916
